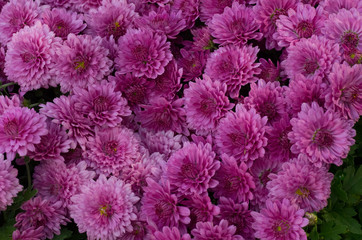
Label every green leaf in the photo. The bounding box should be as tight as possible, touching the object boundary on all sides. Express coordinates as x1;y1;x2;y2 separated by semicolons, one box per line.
308;225;319;240
331;207;362;235
53;228;73;240
343;165;362;195
0;219;16;240
342;233;362;240
320;221;347;240
331;177;348;202
7;188;37;211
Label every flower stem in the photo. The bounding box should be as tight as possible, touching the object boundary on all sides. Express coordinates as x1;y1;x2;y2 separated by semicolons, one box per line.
24;156;32;190
0;82;16;90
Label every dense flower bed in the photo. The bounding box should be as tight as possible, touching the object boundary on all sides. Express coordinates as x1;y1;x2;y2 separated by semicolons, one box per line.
0;0;361;239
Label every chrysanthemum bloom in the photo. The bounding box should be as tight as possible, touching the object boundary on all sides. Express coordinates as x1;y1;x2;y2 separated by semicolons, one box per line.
28;120;73;161
251;198;309;240
204;44;260;99
289;102;356;167
15;197;69;240
322;8;362;53
281;35;341;81
4;21;60;91
86;0;136;41
209;2;262;46
0;0;40;45
171;0;199;29
190;27;215;52
40;0;72;8
267;156;333;212
0;155;22;211
254;0;298;50
116;28;172;79
244;80;286;125
71;0;102;13
285;74;328;116
40;95;94;147
325;63;362;121
215;104;268;167
256;58;284;82
84;127;140;176
53;33;112;93
273;3;326;48
165;142;220;196
69;175;139;240
192;219;244;240
0;107;47;161
142;0;170;7
136;97;189;135
136;7;186;39
0;46;7;83
184;75;233;135
118;217;149;240
218;197;254;239
0;94;21;114
141;178;191;229
40;7;86;40
199;0;242;23
33;160;95;208
342;45;362;66
178;49;208;82
319;0;362;14
12;226;45;240
73;80;131;128
213;154;255;202
151;227;191;240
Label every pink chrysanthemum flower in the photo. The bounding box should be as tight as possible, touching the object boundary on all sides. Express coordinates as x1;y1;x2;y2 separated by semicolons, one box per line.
151;226;191;240
0;94;21;115
267;156;333;212
53;33;112;93
71;0;102;13
325;63;362;121
171;0;199;29
4;21;60;91
215;104;268;167
322;8;362;53
0;107;47;161
288;102;356;167
84;127;140;176
33;160;95;208
205;44;260;99
69;175;139;240
0;155;22;211
136;97;188;135
15;197;69;240
184;75;233;135
319;0;362;14
192;219;244;240
199;0;242;23
40;0;72;8
142;0;170;7
213;154;255;203
178;49;208;82
165;142;220;196
256;58;285;83
255;0;298;50
28;120;73;161
285;74;328;116
12;226;45;240
190;27;215;52
118;216;149;240
218;197;254;239
209;2;262;46
73;80;131;128
136;6;186;39
141;178;191;229
0;0;40;45
244;79;286;125
273;3;326;48
281;35;341;81
251;198;309;240
86;0;136;41
40;95;94;147
116;28;172;79
40;7;86;40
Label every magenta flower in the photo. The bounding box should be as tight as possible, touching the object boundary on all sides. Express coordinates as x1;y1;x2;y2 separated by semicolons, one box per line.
251;198;309;240
0;107;47;161
40;0;72;8
190;26;215;52
215;104;268;167
178;49;208;82
191;219;244;240
15;197;69;240
33;160;95;208
151;227;191;240
141;178;191;229
319;0;362;14
184;75;233;135
0;95;21;115
4;21;60;91
171;0;199;29
325;62;362;121
71;0;102;13
0;0;40;45
73;80;131;128
199;0;241;23
12;226;45;240
256;58;284;83
213;154;255;203
205;44;260;99
165;142;220;196
209;2;262;46
0;155;23;211
40;7;86;40
53;33;112;93
289;102;356;167
84;127;141;176
115;28;172;79
69;175;139;240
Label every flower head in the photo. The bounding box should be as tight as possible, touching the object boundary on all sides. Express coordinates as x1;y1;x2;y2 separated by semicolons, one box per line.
200;0;241;23
151;227;191;240
0;94;21;115
171;0;199;29
256;58;284;83
319;0;362;14
191;219;244;240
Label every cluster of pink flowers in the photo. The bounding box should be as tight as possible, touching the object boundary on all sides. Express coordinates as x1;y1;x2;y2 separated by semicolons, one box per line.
0;0;361;239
